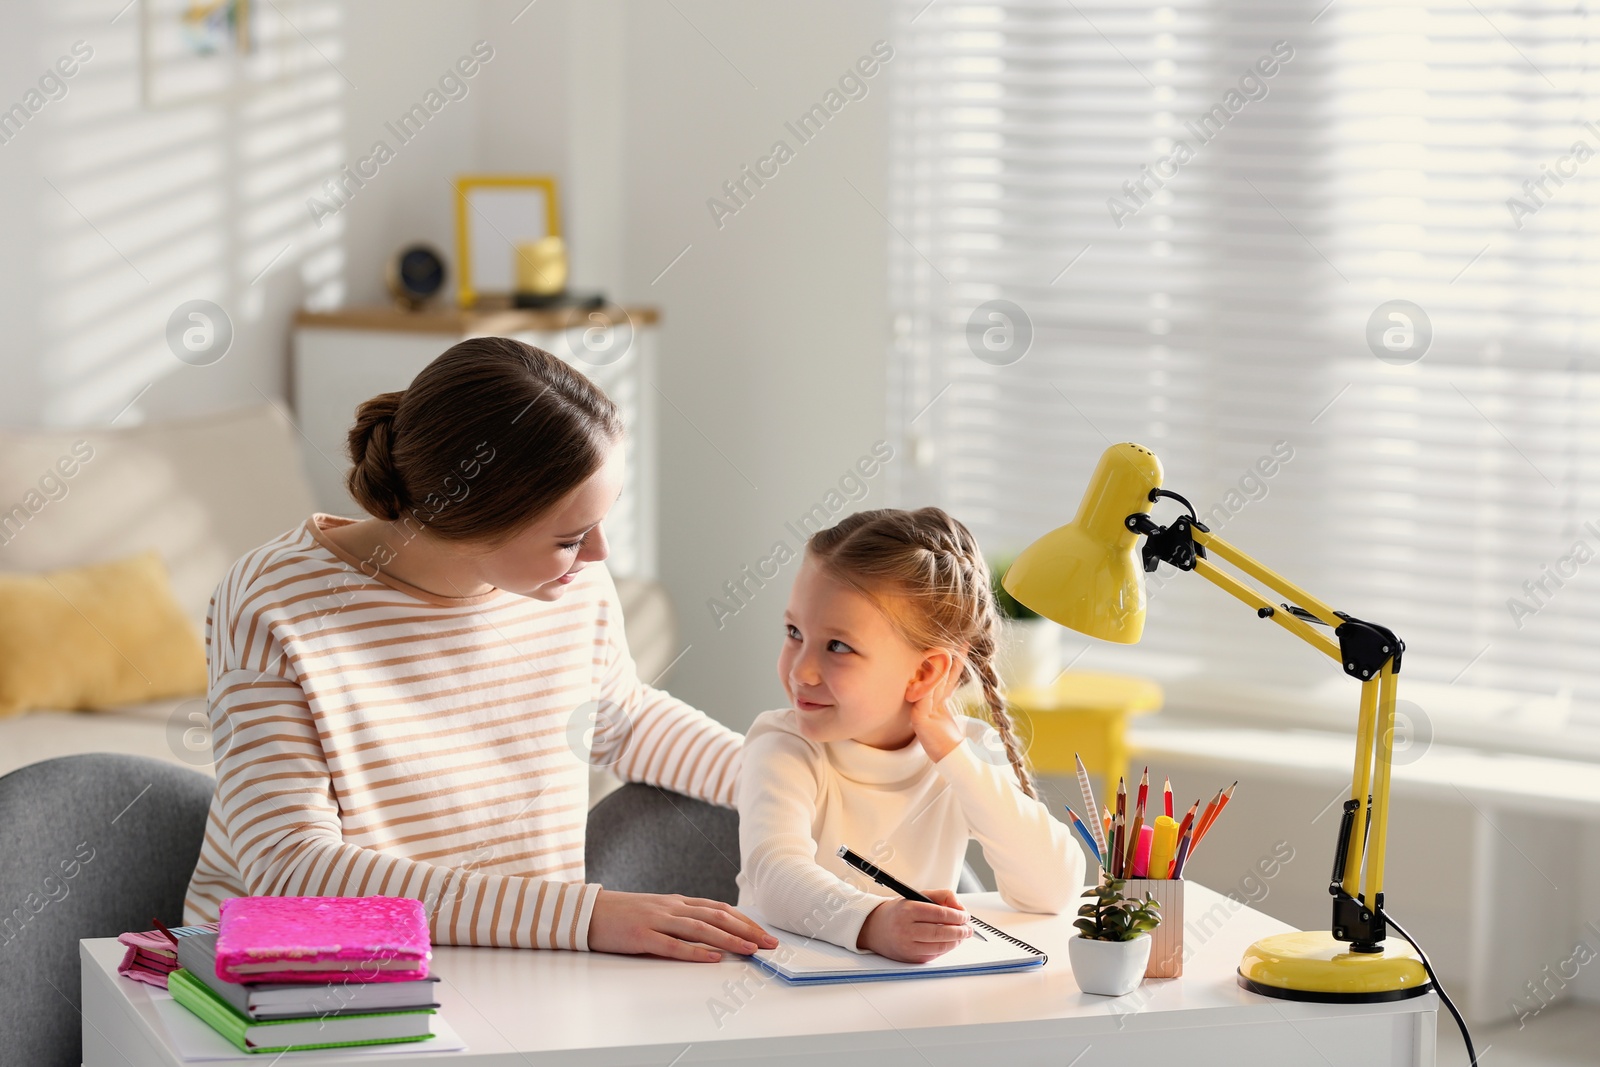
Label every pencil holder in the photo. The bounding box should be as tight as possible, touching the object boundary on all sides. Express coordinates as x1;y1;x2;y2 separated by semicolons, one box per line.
1115;877;1184;978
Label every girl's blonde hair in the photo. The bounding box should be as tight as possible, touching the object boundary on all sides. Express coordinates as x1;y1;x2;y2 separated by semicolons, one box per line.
806;506;1036;800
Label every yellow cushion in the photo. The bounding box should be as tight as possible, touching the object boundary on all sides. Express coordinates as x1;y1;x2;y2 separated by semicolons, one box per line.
0;550;206;718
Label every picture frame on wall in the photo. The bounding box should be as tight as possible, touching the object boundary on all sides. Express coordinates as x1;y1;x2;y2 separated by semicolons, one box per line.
452;175;562;308
139;0;297;108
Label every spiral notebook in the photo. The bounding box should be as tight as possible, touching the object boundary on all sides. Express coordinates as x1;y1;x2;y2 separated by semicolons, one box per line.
744;911;1046;984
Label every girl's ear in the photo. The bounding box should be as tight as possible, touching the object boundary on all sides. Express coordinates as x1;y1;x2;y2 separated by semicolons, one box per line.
904;649;961;704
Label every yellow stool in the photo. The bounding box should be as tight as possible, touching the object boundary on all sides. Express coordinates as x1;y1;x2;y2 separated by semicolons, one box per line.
984;671;1162;801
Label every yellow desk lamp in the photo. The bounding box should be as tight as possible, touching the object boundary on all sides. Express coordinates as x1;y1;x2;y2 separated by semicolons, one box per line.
1003;442;1431;1003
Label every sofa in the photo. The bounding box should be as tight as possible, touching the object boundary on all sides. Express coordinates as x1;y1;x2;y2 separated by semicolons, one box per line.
0;403;676;807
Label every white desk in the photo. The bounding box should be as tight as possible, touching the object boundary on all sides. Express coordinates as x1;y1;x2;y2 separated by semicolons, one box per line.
82;883;1437;1066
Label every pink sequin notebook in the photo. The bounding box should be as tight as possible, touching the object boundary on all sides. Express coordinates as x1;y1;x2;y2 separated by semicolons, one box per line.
215;896;432;984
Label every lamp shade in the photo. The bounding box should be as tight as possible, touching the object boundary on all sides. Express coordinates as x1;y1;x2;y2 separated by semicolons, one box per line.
1001;442;1163;644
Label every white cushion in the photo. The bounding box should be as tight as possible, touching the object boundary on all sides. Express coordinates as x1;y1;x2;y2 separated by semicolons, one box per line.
0;403;318;632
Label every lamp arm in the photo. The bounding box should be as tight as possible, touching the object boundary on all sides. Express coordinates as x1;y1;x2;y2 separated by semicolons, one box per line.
1194;530;1405;680
1130;514;1405;683
1189;556;1342;664
1130;508;1405;951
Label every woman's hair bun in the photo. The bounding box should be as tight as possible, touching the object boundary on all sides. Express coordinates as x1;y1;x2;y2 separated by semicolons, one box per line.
345;391;411;521
338;337;623;540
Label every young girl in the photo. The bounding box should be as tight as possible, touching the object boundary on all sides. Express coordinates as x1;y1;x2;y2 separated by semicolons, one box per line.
183;336;775;963
736;507;1086;963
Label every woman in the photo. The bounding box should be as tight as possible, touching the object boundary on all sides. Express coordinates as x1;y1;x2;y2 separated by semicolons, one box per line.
182;336;776;962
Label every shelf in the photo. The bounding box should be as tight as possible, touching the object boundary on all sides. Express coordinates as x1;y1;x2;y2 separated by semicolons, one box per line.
294;303;660;335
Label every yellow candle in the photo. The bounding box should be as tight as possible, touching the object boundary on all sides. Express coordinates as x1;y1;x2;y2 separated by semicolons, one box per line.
514;235;567;295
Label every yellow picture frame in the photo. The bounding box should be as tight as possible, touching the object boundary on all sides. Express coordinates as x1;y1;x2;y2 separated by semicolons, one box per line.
452;174;562;308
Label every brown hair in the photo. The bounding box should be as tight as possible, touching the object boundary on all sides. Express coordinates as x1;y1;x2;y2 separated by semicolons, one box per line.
806;506;1036;799
344;336;624;544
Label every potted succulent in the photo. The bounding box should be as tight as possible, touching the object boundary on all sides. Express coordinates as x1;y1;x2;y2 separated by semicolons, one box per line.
990;555;1061;690
1068;876;1162;996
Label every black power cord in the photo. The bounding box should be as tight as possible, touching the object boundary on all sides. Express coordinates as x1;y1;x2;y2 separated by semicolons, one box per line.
1384;908;1479;1066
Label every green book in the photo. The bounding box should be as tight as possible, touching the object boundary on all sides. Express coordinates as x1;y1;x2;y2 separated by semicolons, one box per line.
167;969;436;1055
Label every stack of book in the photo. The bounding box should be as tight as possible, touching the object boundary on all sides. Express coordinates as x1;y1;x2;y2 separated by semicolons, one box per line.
167;896;440;1055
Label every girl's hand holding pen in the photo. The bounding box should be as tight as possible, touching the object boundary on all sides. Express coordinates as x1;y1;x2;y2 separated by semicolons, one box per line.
856;889;972;964
587;890;779;963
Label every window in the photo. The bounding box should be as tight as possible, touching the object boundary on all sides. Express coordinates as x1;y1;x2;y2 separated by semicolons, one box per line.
888;1;1600;753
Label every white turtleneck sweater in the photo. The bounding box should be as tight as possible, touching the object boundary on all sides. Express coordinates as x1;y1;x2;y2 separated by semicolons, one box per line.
735;708;1086;953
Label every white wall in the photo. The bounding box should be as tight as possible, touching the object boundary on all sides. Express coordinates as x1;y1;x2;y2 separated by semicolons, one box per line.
0;1;888;731
0;0;516;428
613;0;893;728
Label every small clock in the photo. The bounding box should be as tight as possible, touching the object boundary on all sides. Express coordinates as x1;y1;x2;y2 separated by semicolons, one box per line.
386;245;447;310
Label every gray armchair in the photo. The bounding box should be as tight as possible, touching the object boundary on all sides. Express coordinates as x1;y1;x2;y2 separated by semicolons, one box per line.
0;753;213;1067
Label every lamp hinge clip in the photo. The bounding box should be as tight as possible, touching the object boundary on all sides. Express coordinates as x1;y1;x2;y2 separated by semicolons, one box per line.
1127;513;1209;573
1332;614;1404;679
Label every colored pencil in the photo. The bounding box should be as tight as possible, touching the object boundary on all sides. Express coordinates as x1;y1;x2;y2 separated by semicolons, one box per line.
1074;753;1107;858
1177;788;1223;876
1172;825;1195;878
1163;777;1173;819
1112;778;1127;877
1121;778;1129;878
1125;767;1149;875
1168;800;1199;877
1125;810;1145;876
1193;781;1237;850
1194;787;1223;849
1062;805;1102;868
1193;783;1229;844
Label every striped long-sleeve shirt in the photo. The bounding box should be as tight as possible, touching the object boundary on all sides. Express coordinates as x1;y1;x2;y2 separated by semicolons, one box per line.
181;513;742;950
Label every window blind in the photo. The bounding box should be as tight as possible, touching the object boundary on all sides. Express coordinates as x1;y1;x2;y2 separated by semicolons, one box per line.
887;0;1600;751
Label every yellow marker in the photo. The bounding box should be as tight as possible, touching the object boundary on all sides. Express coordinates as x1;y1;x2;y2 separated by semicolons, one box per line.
1148;815;1180;880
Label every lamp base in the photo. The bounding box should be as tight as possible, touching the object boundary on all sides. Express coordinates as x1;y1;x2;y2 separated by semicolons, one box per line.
1237;931;1432;1003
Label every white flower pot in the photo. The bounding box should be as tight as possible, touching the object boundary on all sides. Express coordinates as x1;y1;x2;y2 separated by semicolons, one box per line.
995;617;1060;690
1068;932;1152;997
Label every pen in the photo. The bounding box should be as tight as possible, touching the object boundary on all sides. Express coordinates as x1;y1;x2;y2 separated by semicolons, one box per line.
836;846;987;941
151;916;181;948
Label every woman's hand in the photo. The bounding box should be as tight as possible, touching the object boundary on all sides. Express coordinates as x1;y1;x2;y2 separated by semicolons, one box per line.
586;890;779;962
855;890;972;963
908;664;965;764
